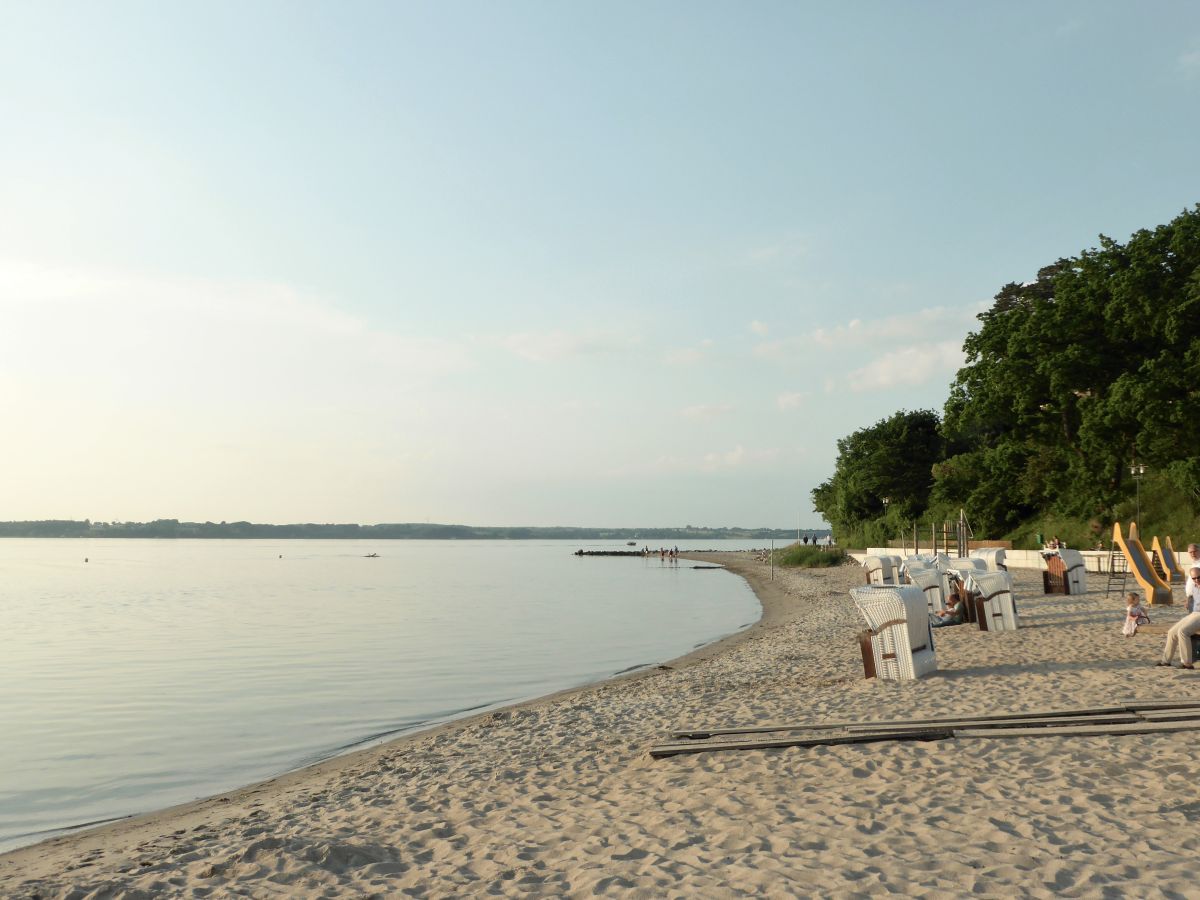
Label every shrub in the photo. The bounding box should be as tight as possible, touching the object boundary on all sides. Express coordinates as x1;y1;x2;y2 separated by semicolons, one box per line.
775;544;846;568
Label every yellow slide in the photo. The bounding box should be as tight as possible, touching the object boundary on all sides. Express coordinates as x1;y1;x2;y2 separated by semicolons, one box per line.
1115;522;1172;605
1153;535;1184;584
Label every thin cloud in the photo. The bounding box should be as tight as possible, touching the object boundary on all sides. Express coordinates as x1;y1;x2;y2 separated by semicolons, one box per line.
776;392;807;410
607;444;781;477
496;329;640;363
754;304;981;361
844;341;964;392
680;403;734;421
1180;43;1200;78
749;320;769;336
700;445;780;472
743;234;809;266
663;339;715;366
0;258;474;378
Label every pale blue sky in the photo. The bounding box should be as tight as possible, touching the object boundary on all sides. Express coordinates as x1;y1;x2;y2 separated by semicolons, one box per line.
1;1;1197;527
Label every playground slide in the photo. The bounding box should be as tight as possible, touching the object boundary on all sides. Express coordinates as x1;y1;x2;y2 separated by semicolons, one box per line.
1152;535;1184;583
1166;535;1188;580
1115;522;1173;605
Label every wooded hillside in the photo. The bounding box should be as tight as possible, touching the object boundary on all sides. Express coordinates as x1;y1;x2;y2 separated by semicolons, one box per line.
814;204;1200;549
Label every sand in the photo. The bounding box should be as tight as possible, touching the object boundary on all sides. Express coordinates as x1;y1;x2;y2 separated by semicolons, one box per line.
2;555;1197;898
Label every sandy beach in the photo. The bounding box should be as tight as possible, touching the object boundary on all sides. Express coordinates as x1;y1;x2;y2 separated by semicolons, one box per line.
2;554;1197;898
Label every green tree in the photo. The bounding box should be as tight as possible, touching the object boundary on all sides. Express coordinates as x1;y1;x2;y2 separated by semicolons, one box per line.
812;409;942;546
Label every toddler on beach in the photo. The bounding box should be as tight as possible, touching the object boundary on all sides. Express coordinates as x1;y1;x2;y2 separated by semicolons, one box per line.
1123;592;1149;636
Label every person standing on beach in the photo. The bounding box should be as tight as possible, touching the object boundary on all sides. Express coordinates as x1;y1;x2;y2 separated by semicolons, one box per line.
1157;568;1200;668
1186;549;1200;612
1186;544;1200;610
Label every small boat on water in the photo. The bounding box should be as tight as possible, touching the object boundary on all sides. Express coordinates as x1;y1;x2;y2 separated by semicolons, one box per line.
626;541;637;546
364;552;380;558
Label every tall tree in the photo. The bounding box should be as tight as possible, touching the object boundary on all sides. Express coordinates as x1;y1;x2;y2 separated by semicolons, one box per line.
812;409;942;545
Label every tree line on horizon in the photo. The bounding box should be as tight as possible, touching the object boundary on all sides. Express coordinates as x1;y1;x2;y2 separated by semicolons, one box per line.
813;204;1200;550
0;520;819;540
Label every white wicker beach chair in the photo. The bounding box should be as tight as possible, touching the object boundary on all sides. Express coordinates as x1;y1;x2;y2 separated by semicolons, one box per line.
862;555;901;585
1057;549;1087;595
905;567;945;613
849;585;938;681
965;571;1019;631
950;557;987;573
969;548;1008;572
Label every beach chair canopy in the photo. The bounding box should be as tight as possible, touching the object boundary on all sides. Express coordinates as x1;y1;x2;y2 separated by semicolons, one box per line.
849;585;938;681
905;567;945;612
965;570;1019;631
1056;549;1088;595
862;555;901;585
969;548;1008;572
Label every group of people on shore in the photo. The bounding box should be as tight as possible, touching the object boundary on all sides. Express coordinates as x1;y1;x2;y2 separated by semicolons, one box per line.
642;546;679;561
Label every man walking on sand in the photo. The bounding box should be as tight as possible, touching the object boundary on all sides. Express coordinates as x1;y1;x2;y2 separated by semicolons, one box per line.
1158;567;1200;668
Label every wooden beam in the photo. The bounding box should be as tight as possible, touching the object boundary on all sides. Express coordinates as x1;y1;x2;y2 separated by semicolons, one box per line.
847;712;1140;732
956;720;1200;739
649;728;954;759
670;705;1130;740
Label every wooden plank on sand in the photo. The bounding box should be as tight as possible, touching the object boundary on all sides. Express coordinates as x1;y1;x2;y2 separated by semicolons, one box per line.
847;712;1140;732
649;728;954;759
1133;709;1200;722
1122;699;1200;711
670;705;1129;740
955;720;1200;739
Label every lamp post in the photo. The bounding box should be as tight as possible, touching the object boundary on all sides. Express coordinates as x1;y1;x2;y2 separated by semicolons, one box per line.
881;497;890;551
1130;463;1147;533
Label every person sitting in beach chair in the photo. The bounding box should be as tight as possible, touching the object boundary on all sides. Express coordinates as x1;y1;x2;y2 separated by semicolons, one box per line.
930;592;965;628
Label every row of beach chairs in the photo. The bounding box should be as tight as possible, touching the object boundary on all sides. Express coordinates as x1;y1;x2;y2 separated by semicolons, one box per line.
851;551;1022;682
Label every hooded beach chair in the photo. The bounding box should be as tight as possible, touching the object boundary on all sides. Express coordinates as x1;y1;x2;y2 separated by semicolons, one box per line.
1041;549;1087;595
969;548;1008;572
1058;549;1087;594
849;585;938;681
862;555;901;585
964;570;1019;631
905;567;945;613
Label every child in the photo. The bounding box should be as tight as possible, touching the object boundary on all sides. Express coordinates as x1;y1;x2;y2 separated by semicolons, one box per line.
1123;592;1150;636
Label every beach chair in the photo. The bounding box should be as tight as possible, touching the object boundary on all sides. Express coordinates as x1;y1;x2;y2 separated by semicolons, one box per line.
964;571;1019;631
970;548;1008;572
849;585;938;681
1058;549;1087;594
906;567;945;613
1041;550;1086;595
862;555;901;585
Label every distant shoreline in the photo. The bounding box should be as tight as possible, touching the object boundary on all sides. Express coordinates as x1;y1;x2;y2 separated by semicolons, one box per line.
0;521;824;541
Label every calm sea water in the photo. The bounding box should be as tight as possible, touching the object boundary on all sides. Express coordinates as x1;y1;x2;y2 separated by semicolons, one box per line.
0;538;764;851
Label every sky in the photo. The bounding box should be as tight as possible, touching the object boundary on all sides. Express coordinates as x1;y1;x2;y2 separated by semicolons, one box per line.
1;1;1198;529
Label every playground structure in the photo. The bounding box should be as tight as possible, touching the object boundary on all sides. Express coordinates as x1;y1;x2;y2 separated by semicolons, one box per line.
1112;522;1173;606
1153;535;1184;583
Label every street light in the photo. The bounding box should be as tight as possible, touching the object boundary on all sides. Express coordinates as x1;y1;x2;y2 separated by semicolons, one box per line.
1130;463;1147;532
